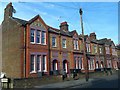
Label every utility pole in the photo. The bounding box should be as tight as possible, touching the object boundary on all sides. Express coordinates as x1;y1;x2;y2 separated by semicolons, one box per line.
79;8;89;82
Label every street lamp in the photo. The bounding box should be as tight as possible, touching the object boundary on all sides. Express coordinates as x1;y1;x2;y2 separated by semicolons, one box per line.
79;8;89;82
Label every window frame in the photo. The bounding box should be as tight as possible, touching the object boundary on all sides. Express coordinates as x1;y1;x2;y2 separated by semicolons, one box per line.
62;39;66;48
30;55;36;73
52;37;57;47
30;29;35;44
43;55;47;72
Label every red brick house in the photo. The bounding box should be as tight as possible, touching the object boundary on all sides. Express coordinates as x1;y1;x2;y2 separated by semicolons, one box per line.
2;3;50;78
1;3;119;79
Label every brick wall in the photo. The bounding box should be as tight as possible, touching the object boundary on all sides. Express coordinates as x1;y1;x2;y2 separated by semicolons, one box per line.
2;18;24;78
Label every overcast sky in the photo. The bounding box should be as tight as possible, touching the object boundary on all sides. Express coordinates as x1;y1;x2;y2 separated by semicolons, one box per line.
0;2;118;44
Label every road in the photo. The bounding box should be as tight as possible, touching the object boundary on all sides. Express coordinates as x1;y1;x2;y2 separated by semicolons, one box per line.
67;74;119;89
35;72;119;89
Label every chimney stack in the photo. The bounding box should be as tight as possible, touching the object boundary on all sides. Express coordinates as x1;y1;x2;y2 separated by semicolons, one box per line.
89;32;96;40
59;21;69;32
4;2;14;20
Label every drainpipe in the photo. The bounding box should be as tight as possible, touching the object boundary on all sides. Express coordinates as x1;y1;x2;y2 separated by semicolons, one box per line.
23;26;26;78
48;28;51;75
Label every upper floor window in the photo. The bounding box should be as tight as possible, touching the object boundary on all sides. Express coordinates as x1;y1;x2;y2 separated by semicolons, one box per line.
36;30;41;44
105;47;110;54
94;45;97;53
41;31;46;45
62;39;66;48
86;44;90;52
52;37;57;47
30;28;46;45
30;29;35;43
74;39;79;50
99;47;102;54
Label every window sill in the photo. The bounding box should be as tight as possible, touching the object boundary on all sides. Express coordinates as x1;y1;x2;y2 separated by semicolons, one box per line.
52;46;57;48
30;71;37;74
36;43;41;44
37;70;42;72
30;42;35;44
43;70;47;72
63;47;67;49
41;44;47;46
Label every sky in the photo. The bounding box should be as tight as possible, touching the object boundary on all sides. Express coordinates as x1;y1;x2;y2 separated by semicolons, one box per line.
0;1;118;44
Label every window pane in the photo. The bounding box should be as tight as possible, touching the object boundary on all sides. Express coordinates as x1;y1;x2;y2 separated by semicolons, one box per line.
52;37;56;47
41;31;46;44
43;55;46;71
62;39;66;48
36;30;41;43
30;29;35;43
37;55;41;71
30;55;35;72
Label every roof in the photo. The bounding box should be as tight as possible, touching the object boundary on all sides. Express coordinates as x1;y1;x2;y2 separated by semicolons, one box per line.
98;38;112;45
12;17;28;26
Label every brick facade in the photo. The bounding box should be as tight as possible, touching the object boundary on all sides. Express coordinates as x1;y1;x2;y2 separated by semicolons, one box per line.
1;3;119;79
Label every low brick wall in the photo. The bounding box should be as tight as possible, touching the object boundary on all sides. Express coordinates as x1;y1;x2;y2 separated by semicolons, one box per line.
9;70;117;88
13;75;62;88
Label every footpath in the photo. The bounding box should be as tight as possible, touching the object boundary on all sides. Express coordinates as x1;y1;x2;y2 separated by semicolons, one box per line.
34;72;118;88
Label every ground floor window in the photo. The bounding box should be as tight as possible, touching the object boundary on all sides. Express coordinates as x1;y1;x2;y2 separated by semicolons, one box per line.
88;59;95;70
30;54;47;73
107;60;112;68
75;57;82;69
30;55;35;72
63;60;68;73
100;61;104;68
96;61;99;69
53;60;58;71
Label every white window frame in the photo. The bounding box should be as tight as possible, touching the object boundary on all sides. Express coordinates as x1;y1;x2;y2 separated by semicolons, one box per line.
99;47;102;54
41;31;46;45
94;45;97;53
52;37;57;47
76;40;79;50
30;55;36;73
36;30;41;44
30;29;35;44
37;55;42;72
86;44;90;52
43;55;47;72
74;39;79;50
62;39;66;48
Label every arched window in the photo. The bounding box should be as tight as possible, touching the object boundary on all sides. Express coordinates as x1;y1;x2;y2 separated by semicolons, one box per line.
101;61;103;68
53;60;58;71
63;60;68;73
96;61;99;69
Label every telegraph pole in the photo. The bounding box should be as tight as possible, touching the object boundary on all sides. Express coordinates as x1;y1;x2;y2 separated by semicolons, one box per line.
79;8;89;82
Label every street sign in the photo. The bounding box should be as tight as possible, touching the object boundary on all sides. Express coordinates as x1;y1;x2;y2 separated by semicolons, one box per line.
1;78;8;83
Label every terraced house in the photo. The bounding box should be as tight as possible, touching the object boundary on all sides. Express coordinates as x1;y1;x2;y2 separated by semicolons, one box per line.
1;3;119;79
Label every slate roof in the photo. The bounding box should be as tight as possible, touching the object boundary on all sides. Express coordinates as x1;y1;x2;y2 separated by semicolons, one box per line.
116;44;120;50
11;15;115;46
12;17;28;26
98;38;113;45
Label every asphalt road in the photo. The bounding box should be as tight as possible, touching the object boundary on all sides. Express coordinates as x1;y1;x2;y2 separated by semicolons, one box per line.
68;74;119;89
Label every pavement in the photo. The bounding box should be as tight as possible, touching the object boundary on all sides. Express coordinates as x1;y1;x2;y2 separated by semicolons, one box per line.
34;73;118;88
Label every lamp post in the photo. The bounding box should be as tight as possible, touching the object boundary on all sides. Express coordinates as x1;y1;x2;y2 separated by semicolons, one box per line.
79;8;89;81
